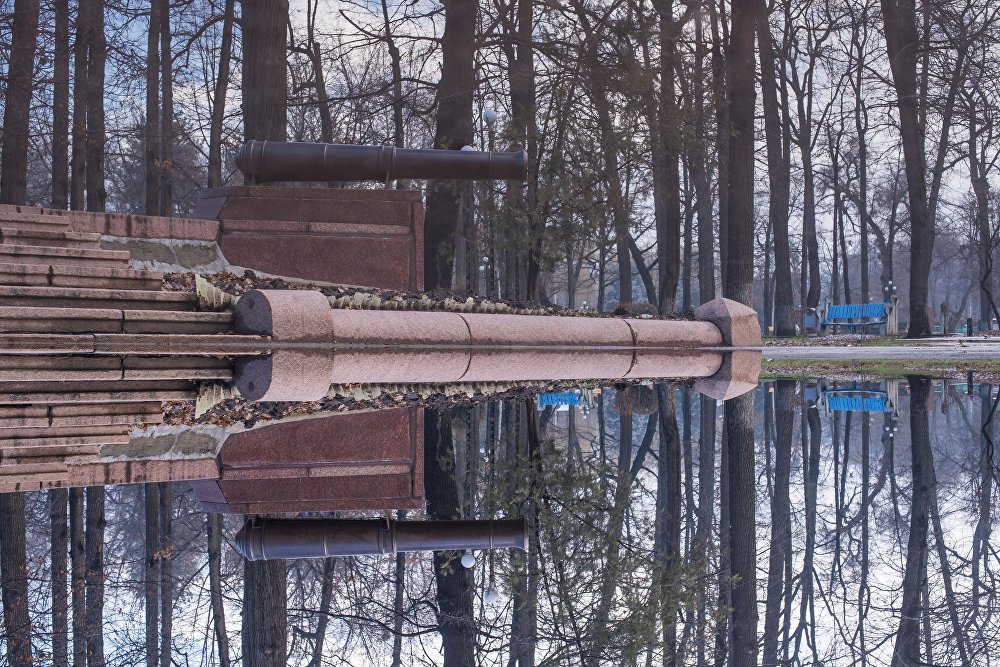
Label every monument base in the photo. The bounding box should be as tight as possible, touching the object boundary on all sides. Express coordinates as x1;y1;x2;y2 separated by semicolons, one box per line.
192;185;424;291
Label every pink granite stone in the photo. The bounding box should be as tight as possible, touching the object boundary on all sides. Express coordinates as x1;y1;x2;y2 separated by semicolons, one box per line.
331;310;471;347
462;349;635;382
694;350;762;400
624;319;723;347
693;297;762;347
195;186;423;290
461;313;634;347
234;348;334;402
234;289;333;342
220;408;417;467
626;350;724;380
330;348;471;385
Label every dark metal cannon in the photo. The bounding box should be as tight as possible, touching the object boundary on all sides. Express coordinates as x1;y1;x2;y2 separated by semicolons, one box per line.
235;517;528;561
236;140;527;184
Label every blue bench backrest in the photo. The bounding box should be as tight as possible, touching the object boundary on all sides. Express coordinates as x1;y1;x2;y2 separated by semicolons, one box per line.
538;392;580;407
826;303;889;320
826;395;891;412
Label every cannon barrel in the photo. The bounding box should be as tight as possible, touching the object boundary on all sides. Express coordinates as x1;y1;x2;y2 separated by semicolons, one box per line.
235;518;528;561
236;140;527;183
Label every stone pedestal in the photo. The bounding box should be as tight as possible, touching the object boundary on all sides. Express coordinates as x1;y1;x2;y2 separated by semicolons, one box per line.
190;407;424;514
192;185;423;291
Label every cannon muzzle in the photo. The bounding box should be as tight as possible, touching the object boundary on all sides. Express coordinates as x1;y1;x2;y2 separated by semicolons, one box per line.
235;518;528;561
236;140;527;184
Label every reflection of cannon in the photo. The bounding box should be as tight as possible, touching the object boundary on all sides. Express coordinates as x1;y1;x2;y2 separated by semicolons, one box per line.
235;517;528;561
236;140;527;184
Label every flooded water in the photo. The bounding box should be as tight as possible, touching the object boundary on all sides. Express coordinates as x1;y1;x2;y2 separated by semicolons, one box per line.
2;376;998;665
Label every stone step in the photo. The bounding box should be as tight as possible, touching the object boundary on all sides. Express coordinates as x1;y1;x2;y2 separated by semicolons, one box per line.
0;435;127;456
123;357;233;381
0;356;123;382
0;306;123;334
51;265;164;290
0;462;69;474
0;406;49;428
0;333;96;354
0;355;233;382
0;285;197;311
0;379;195;405
0;228;102;249
50;402;164;426
124;310;233;334
0;210;72;231
0;243;131;268
0;263;164;289
92;333;267;355
0;403;163;429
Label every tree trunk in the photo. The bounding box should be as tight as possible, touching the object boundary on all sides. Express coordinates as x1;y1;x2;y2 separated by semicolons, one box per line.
425;408;476;666
881;0;933;337
724;0;757;307
70;488;86;667
144;484;160;667
84;0;106;212
762;381;793;665
0;493;33;666
84;486;105;666
756;0;793;334
693;395;715;666
391;548;405;667
52;0;71;208
891;377;931;666
207;514;231;667
159;482;173;666
158;0;173;215
725;389;758;667
242;0;288;143
381;0;405;150
308;558;335;667
653;0;682;316
144;0;161;215
242;558;287;667
509;0;540;301
656;386;682;665
207;0;236;186
51;489;70;666
0;0;41;204
969;102;993;330
70;0;90;210
710;0;730;291
423;0;476;291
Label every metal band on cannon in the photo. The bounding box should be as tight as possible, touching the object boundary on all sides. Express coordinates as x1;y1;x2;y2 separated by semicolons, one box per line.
234;517;528;561
236;140;527;184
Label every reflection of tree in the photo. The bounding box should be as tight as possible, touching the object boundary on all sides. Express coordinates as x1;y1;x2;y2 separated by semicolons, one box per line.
11;381;1000;664
725;390;757;667
893;376;931;666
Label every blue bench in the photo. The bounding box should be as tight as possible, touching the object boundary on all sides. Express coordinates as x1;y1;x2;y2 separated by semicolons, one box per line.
820;383;899;414
819;301;896;335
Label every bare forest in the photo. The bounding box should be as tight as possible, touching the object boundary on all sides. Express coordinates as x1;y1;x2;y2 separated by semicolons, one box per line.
2;1;1000;666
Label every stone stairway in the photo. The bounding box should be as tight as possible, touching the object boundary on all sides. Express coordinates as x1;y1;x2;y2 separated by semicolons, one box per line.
0;208;250;493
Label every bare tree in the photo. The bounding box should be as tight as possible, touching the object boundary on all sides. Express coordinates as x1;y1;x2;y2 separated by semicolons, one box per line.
0;0;41;204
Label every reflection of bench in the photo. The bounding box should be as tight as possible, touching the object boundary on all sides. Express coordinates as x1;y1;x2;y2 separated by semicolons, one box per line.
820;381;900;415
819;300;897;335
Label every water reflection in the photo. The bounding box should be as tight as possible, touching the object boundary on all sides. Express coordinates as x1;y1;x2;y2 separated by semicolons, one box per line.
1;377;998;665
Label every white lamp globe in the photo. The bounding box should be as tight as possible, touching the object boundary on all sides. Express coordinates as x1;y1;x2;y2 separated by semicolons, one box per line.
461;551;476;568
484;107;499;127
461;145;475;152
484;589;500;604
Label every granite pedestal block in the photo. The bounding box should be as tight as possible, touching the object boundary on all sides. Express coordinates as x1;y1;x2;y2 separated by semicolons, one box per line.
193;186;423;290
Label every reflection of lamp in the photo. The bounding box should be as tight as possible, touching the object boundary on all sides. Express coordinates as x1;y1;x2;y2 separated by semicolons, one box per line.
236;517;527;561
